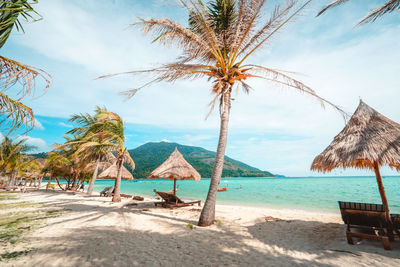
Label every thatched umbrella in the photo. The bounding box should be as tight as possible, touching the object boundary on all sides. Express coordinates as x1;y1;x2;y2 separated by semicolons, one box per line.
98;163;133;180
149;147;201;195
311;100;400;221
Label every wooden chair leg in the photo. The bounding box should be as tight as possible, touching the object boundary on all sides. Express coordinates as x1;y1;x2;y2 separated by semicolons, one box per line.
381;236;391;250
346;232;354;245
387;229;395;241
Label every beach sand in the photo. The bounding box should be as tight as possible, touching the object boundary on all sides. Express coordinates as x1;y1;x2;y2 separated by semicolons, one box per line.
1;189;400;266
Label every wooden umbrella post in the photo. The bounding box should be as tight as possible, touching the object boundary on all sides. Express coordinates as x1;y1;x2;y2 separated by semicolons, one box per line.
173;179;177;196
373;162;390;222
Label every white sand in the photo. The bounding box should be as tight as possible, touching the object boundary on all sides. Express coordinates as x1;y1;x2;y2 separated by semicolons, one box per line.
2;189;400;266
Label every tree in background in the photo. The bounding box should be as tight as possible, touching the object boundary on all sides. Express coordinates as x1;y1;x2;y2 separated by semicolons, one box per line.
67;107;116;195
94;110;134;202
0;135;37;185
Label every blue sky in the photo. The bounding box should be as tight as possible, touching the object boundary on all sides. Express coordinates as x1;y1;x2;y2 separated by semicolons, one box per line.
2;0;400;176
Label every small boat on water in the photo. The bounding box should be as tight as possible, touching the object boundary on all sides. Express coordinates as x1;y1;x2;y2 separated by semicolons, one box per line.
217;184;228;192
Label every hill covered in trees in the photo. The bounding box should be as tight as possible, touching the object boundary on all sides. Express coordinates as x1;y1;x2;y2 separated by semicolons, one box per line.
128;142;274;178
30;142;275;178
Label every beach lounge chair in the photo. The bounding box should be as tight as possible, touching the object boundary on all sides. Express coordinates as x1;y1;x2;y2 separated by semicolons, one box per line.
100;187;114;197
391;214;400;237
154;191;201;209
338;201;392;250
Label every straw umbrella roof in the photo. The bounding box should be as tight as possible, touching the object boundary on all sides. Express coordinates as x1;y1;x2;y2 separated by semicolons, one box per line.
311;100;400;172
98;163;133;180
148;148;201;181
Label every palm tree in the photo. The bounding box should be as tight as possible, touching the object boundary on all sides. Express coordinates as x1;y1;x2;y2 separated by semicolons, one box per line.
43;151;71;190
0;136;37;185
0;0;51;133
95;109;135;202
67;107;116;195
317;0;400;25
100;0;345;226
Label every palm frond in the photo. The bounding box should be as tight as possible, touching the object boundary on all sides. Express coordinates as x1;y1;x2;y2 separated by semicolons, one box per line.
358;0;400;25
0;56;51;98
99;0;346;122
0;56;51;132
247;64;349;118
0;91;34;133
0;0;41;48
317;0;400;25
316;0;349;17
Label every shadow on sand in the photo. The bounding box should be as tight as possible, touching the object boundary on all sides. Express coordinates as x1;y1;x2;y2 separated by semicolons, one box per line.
16;190;400;266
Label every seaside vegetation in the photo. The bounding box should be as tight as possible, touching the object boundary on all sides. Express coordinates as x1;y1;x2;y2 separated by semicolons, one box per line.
99;0;345;226
0;136;40;187
30;107;136;202
30;141;274;178
126;141;274;178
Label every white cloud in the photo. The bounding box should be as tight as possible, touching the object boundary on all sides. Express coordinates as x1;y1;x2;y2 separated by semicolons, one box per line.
16;136;46;150
34;119;45;130
161;139;170;143
58;122;73;128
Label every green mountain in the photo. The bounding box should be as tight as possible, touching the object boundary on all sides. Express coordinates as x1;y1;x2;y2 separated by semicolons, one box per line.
128;142;274;178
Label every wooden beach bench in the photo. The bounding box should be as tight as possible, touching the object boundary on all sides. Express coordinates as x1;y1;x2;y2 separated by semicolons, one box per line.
100;187;113;197
338;201;392;250
391;214;400;237
154;191;201;209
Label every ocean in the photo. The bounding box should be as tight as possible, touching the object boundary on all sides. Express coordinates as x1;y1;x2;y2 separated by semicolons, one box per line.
90;176;400;213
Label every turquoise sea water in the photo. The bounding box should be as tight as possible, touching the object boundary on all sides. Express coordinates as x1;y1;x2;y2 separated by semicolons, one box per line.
92;176;400;213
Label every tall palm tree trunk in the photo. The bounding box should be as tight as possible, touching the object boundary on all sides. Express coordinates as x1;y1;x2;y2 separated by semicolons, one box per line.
112;159;123;203
198;89;231;227
38;176;43;189
71;173;78;190
9;171;16;186
87;156;100;195
46;173;52;190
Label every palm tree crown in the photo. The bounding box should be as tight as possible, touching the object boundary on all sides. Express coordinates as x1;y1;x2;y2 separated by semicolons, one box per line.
101;0;346;226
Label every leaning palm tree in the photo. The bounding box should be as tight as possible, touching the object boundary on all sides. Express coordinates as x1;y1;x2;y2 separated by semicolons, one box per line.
317;0;400;25
100;0;345;226
67;107;116;195
95;110;135;202
43;151;71;190
0;0;51;133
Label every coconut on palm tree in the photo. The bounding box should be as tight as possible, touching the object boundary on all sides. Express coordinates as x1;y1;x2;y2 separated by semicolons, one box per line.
100;0;345;226
0;0;51;133
317;0;400;25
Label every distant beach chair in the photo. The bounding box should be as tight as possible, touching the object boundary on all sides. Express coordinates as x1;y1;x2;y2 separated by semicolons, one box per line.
100;186;114;197
154;190;201;209
391;214;400;237
338;201;392;250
